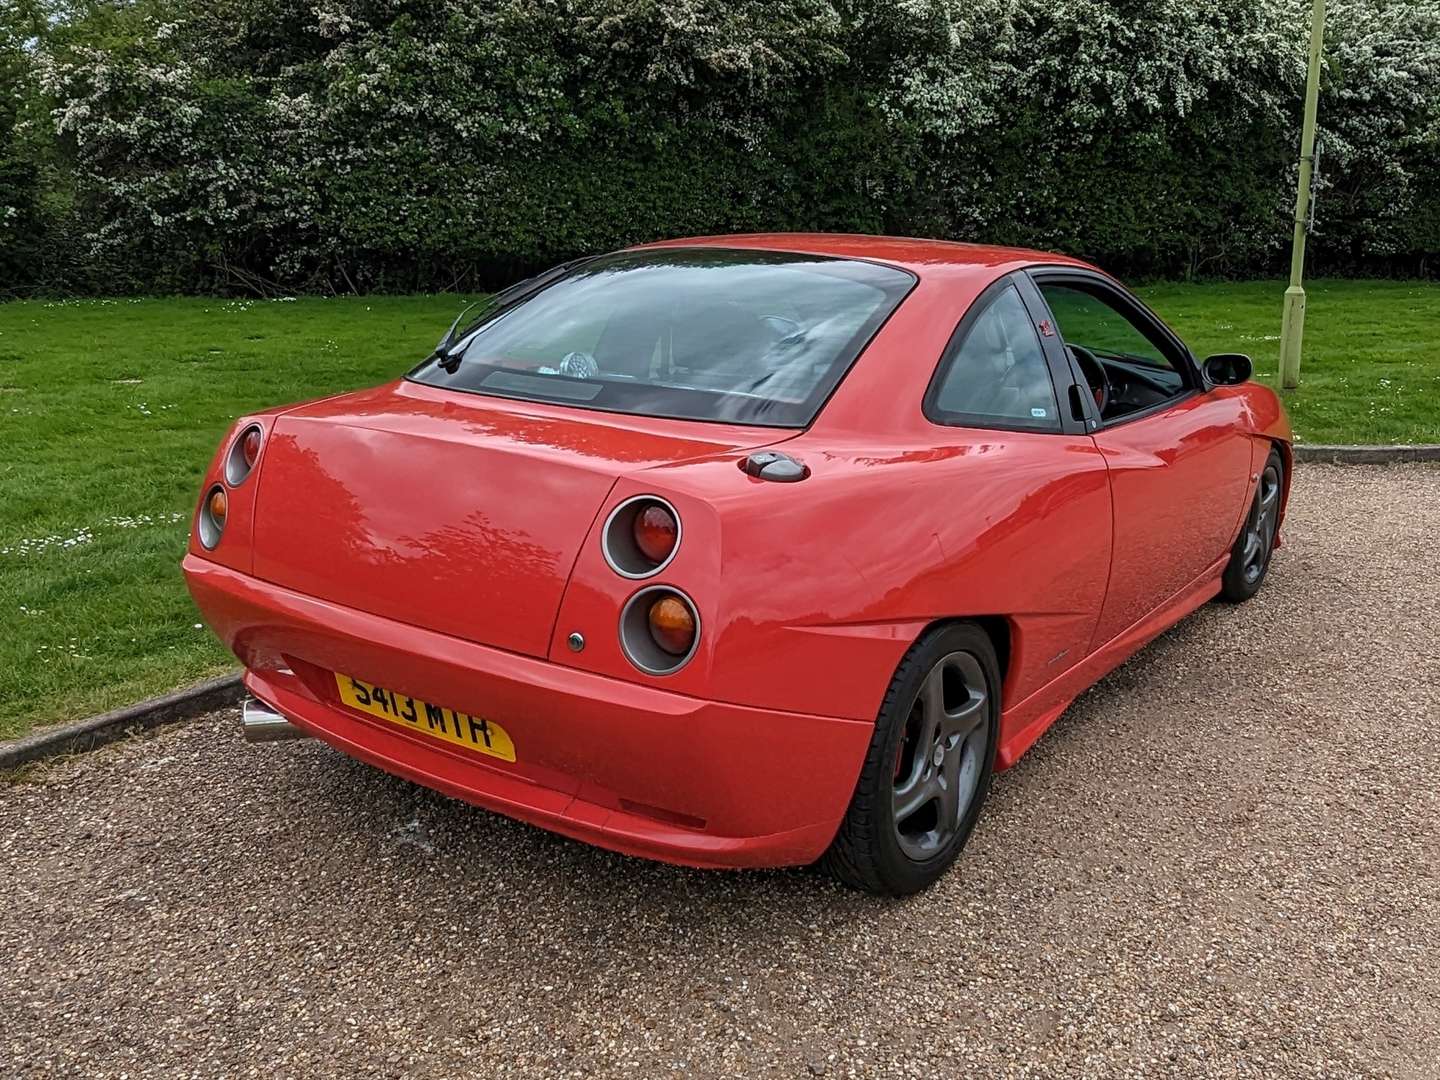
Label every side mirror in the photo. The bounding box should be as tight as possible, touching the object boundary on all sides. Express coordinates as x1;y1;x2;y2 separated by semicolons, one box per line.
1203;352;1252;386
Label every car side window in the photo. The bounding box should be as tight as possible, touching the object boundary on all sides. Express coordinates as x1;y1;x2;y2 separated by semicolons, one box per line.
1037;281;1189;423
1038;285;1175;371
929;285;1061;432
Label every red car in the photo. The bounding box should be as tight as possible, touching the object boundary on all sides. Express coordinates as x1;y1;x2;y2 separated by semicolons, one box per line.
183;235;1290;895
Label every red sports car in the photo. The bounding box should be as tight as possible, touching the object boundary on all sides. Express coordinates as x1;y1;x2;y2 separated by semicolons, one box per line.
184;235;1290;895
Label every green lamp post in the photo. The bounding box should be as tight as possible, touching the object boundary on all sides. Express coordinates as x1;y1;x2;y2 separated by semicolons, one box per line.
1278;0;1327;390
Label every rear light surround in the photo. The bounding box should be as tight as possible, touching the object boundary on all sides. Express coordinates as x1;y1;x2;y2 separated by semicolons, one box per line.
602;495;682;579
224;423;264;486
197;484;227;549
619;585;700;676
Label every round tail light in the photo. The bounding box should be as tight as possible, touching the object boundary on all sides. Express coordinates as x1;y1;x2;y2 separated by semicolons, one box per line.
603;496;682;578
620;587;700;675
225;424;264;485
647;595;695;655
198;485;227;549
633;504;678;565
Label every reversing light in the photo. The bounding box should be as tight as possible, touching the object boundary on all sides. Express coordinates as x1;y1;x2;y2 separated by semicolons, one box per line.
619;586;700;675
225;423;264;486
198;485;227;549
603;495;682;578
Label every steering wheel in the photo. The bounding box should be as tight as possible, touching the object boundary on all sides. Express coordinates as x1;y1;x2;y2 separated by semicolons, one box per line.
1069;344;1111;417
558;350;600;378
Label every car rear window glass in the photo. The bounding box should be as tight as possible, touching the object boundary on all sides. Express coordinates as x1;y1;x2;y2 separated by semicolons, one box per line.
408;248;915;427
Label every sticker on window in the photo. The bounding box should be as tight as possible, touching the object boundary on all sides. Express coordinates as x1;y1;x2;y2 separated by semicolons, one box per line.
1030;408;1048;418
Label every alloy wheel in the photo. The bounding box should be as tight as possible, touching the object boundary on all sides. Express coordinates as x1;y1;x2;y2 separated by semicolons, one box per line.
891;651;989;861
1241;462;1281;585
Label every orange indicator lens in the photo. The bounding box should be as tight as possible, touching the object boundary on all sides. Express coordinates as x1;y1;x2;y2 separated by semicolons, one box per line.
647;595;695;655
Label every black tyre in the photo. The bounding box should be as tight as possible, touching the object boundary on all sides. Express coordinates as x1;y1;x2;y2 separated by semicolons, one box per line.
1220;446;1284;603
820;623;1000;896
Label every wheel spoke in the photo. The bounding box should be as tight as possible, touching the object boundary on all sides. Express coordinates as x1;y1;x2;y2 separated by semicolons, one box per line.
1259;475;1279;513
918;669;945;749
936;744;963;827
892;669;949;825
893;771;938;822
941;691;986;743
1242;529;1262;566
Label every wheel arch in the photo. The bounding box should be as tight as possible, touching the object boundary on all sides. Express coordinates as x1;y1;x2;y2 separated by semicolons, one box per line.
1271;437;1294;532
912;615;1013;708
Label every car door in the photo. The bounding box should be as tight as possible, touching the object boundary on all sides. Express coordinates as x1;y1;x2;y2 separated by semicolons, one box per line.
923;274;1113;702
1027;269;1254;651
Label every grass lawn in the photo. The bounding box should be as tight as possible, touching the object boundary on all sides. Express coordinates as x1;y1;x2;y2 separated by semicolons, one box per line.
0;294;481;741
1141;279;1440;445
1;279;1438;740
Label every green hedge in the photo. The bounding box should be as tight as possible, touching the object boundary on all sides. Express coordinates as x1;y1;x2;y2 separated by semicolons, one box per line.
4;0;1439;295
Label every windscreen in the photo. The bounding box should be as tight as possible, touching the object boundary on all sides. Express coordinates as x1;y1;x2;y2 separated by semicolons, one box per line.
408;248;915;427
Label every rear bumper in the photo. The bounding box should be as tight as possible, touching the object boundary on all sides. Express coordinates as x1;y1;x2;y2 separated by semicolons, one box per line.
184;555;872;868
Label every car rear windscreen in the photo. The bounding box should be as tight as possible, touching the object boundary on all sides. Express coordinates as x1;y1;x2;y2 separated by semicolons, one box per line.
407;248;916;427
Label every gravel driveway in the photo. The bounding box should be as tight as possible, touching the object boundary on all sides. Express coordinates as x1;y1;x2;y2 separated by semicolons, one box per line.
3;463;1438;1079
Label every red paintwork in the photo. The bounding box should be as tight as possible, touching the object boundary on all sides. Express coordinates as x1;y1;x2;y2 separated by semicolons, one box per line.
248;382;792;659
184;557;871;865
183;234;1293;869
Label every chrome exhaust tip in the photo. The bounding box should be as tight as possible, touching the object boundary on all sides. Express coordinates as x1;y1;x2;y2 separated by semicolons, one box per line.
240;697;310;743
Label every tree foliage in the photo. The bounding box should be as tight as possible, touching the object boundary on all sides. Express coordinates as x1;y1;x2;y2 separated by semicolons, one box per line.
3;0;1439;294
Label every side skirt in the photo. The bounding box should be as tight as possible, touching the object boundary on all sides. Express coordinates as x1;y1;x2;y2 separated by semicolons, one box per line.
993;554;1228;770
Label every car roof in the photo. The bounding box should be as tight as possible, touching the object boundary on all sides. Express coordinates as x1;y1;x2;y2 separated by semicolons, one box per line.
637;232;1098;279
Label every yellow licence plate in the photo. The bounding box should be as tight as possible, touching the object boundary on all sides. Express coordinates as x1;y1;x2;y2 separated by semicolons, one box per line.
335;674;516;763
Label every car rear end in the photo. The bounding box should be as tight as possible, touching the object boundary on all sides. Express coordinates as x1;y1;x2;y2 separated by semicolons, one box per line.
183;247;917;867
